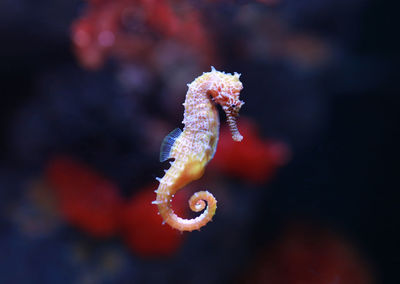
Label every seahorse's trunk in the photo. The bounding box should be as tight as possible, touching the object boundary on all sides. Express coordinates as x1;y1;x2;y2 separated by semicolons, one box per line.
153;162;217;232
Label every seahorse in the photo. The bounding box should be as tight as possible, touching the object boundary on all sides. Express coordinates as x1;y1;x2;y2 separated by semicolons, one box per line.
152;67;244;231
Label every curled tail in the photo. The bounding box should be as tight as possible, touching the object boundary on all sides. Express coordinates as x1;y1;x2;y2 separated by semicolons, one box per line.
153;183;217;231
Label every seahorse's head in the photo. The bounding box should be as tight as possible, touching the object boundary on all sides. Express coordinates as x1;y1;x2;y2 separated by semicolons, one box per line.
207;67;244;141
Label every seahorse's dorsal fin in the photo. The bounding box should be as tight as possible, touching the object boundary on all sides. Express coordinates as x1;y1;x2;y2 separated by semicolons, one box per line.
160;128;182;162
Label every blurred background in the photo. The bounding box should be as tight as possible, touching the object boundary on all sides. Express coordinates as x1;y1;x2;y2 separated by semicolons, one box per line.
0;0;398;283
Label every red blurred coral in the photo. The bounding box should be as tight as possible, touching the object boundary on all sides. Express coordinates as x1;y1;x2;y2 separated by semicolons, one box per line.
46;156;187;256
245;225;373;284
119;184;187;257
71;0;213;69
211;117;290;183
46;156;124;237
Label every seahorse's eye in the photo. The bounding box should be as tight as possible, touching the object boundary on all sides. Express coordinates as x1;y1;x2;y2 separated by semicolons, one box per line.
231;104;235;108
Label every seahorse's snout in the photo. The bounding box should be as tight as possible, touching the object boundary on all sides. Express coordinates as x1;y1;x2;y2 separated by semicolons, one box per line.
223;102;244;142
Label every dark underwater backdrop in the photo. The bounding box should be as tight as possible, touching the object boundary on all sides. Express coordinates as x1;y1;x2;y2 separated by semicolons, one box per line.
0;0;398;283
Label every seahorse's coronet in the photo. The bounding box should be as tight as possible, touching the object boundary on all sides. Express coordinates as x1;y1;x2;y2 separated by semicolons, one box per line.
153;67;244;232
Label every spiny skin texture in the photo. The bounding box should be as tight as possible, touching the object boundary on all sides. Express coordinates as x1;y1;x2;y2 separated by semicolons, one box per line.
153;67;244;231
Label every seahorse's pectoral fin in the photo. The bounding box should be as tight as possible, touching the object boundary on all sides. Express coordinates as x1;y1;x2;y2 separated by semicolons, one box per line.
160;128;182;162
